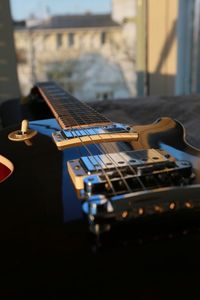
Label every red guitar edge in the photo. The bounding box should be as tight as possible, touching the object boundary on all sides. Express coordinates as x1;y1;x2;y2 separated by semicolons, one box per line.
0;154;14;183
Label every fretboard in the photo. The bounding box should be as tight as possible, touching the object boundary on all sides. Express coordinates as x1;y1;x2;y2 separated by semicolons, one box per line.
32;82;111;129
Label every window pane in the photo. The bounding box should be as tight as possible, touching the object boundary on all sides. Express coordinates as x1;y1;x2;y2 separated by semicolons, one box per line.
68;33;74;47
56;33;62;48
10;0;137;101
100;32;106;44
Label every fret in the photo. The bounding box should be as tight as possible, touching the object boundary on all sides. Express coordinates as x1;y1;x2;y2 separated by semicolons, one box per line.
33;82;111;129
29;81;139;151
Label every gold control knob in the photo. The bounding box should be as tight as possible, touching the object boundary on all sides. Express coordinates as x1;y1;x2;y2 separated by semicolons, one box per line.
8;119;37;146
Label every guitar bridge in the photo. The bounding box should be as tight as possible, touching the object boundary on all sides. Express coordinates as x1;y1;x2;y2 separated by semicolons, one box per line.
68;149;193;194
67;149;195;232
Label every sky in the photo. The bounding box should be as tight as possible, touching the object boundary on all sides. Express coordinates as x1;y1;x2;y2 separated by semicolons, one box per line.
10;0;112;20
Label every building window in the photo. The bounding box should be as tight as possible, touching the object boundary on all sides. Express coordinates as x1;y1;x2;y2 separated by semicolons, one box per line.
16;48;27;63
56;33;62;48
96;91;113;100
66;71;72;78
100;32;107;45
68;33;74;47
43;34;49;49
64;83;74;94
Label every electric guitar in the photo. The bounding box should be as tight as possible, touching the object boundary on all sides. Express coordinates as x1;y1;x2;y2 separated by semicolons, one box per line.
31;82;200;233
1;81;200;291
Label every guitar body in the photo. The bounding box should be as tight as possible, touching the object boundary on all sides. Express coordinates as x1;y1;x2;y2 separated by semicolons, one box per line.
1;117;200;294
0;154;13;183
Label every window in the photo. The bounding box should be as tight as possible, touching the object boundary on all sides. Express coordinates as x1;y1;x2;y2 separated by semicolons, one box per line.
66;71;72;78
56;33;62;48
67;85;74;94
100;32;106;45
96;91;113;100
68;33;74;47
16;48;27;63
11;0;138;100
43;34;49;50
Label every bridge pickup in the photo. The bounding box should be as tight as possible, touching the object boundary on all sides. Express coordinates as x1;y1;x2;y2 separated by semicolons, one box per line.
67;149;194;195
52;123;138;150
82;160;192;196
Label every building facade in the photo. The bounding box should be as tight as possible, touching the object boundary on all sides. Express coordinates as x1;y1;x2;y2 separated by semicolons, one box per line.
14;0;137;101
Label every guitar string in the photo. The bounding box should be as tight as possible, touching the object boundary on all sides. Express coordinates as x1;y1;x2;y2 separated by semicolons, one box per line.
39;84;186;193
40;83;166;193
71;110;148;193
38;83;188;194
73;95;150;190
102;142;161;189
39;88;105;169
81;112;148;190
73;124;183;190
96;139;147;190
93;113;163;190
77;126;132;193
56;100;132;194
74;116;184;191
41;84;166;192
60;97;186;190
46;85;134;193
58;88;148;192
84;126;147;191
42;84;147;193
70;126;117;194
40;84;130;191
87;103;164;190
53;89;134;193
40;85;117;194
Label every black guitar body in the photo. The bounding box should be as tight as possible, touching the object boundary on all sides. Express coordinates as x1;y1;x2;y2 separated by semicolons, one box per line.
1;117;200;297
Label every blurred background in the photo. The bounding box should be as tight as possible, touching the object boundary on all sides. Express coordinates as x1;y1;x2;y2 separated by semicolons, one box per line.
1;0;200;147
2;0;199;102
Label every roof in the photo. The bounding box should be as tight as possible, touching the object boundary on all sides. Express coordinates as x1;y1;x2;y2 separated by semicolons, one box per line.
14;14;120;30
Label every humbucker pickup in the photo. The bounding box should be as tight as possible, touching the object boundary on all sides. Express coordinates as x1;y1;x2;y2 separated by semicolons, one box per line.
52;123;139;150
67;149;193;192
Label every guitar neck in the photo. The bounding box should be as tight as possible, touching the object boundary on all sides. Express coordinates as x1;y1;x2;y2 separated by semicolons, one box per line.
32;82;111;129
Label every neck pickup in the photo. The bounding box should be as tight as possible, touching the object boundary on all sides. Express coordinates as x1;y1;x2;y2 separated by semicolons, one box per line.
52;123;139;150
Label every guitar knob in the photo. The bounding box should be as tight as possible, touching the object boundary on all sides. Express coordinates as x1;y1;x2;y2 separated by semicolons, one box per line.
21;119;29;134
8;119;37;146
